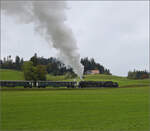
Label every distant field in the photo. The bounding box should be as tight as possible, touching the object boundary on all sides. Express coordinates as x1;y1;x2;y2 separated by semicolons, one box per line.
1;87;150;131
0;69;24;80
84;74;150;87
0;69;149;87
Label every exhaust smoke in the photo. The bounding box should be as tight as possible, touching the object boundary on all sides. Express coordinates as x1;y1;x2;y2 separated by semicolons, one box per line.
1;1;84;79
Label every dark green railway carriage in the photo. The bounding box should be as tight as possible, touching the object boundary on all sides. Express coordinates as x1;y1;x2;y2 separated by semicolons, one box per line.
0;80;32;88
37;81;76;88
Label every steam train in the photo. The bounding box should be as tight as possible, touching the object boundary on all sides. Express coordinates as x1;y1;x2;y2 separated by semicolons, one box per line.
0;80;118;88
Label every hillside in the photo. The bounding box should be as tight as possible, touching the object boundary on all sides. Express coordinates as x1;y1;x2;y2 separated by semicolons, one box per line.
0;69;24;80
0;69;70;81
0;69;149;87
84;74;150;87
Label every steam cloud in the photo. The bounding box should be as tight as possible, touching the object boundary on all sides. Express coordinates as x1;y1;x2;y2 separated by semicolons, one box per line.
1;1;84;79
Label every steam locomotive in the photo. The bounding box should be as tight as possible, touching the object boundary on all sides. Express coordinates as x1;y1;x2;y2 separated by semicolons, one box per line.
0;80;118;88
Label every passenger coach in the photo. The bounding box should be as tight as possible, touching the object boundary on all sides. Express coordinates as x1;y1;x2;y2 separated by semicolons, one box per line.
0;80;118;88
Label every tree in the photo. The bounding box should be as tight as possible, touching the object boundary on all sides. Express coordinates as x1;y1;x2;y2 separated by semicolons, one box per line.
15;56;20;70
36;65;47;81
30;53;38;66
46;63;53;74
20;58;24;67
22;61;47;81
22;61;37;81
64;72;77;79
127;70;149;79
80;57;111;75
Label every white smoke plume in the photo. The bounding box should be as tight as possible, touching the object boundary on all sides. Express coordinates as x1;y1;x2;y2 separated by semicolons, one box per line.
1;1;84;79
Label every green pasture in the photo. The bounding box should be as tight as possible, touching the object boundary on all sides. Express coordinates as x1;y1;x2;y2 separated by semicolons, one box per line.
1;87;150;131
0;69;149;87
0;69;150;131
0;69;24;80
84;74;150;87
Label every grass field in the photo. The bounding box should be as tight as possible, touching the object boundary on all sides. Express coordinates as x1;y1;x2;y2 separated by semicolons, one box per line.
0;69;150;87
0;69;150;131
84;74;150;87
1;87;150;131
0;69;24;80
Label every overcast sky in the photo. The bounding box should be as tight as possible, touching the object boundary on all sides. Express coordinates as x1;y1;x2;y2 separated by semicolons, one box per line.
1;1;149;76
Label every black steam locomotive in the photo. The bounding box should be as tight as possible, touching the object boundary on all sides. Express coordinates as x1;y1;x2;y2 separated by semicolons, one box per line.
78;81;118;88
0;80;118;88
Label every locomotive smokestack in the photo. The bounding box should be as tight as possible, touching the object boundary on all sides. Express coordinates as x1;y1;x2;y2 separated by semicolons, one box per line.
2;1;84;78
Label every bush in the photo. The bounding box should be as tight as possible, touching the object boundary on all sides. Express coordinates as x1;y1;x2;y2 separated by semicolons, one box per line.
22;61;47;81
65;72;77;79
127;70;149;79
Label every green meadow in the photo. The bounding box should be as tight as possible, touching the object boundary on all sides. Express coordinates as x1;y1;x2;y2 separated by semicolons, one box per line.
0;69;149;87
0;69;150;131
1;87;150;131
0;69;24;80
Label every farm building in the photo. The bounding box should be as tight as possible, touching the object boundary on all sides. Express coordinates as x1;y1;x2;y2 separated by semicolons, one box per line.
85;69;100;75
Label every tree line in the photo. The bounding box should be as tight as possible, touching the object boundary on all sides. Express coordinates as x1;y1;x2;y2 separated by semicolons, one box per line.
0;54;111;75
0;55;24;70
1;54;149;80
81;57;111;75
127;70;149;79
0;54;112;80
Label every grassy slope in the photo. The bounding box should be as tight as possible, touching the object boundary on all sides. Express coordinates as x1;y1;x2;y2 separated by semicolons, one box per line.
0;69;149;87
1;87;150;131
84;74;150;87
0;69;72;82
0;69;24;80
